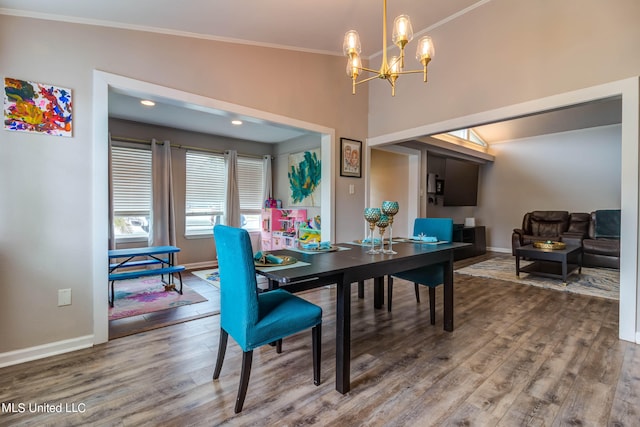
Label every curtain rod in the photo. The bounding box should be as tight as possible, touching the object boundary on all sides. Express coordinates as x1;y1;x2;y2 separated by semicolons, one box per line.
110;135;269;159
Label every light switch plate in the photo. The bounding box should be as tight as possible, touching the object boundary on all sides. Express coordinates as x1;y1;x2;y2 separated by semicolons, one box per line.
58;288;72;306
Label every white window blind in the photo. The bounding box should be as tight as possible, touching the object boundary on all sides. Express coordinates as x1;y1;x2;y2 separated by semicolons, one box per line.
111;146;152;215
185;150;265;235
237;156;264;214
185;151;225;216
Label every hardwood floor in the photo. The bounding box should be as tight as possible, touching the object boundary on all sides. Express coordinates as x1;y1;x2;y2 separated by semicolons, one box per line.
2;254;639;426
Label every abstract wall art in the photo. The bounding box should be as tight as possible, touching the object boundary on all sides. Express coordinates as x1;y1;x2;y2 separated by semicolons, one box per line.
3;77;73;137
288;149;321;207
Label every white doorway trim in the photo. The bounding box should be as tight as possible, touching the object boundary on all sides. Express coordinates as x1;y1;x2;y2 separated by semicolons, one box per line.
368;77;640;343
92;70;335;344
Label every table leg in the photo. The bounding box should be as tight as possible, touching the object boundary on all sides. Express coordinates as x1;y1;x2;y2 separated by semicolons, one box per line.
373;277;384;309
515;254;520;277
578;250;583;274
576;249;582;274
336;276;351;394
357;281;364;298
443;255;454;332
562;256;568;286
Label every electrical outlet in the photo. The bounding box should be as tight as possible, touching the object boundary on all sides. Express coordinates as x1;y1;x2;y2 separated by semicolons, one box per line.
58;289;72;306
349;184;355;195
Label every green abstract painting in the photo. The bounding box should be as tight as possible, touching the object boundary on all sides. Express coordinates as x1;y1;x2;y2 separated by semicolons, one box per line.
288;149;321;207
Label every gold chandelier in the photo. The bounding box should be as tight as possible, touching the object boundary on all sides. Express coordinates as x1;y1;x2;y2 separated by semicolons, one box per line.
343;0;435;96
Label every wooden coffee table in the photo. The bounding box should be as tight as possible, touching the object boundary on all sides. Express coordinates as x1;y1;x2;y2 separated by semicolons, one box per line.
515;244;582;285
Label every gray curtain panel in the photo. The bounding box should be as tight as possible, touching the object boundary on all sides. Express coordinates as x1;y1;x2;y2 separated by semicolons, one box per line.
224;150;242;228
107;133;115;250
149;139;177;258
262;154;272;204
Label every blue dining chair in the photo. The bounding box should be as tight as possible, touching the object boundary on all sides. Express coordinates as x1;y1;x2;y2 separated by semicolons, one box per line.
212;225;322;413
387;218;454;325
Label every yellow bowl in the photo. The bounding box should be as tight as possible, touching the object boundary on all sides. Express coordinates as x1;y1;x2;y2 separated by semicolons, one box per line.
533;241;566;250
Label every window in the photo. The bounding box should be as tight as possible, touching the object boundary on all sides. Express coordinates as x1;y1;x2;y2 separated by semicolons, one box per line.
111;146;152;240
431;128;488;149
185;151;264;236
185;151;225;236
237;156;264;231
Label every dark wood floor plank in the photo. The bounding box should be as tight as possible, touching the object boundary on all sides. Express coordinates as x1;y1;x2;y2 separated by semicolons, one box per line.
465;346;546;419
608;342;640;426
497;392;561;426
553;376;616;426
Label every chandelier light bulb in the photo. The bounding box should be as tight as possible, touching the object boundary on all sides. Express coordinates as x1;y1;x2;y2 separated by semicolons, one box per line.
343;30;361;57
389;56;401;76
346;56;361;77
416;36;435;62
392;15;413;47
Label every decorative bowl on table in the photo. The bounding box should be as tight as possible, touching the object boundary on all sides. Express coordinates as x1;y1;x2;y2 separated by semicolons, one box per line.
300;241;338;252
254;254;298;266
533;240;566;250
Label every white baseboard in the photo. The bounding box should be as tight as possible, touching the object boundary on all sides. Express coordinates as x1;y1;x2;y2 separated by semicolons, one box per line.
184;261;218;271
0;335;94;368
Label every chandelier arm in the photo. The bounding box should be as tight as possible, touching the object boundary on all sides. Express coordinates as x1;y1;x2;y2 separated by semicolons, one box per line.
358;66;383;74
396;69;425;75
354;74;382;85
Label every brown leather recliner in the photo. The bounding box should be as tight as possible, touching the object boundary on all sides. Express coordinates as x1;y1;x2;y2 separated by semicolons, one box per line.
512;211;570;255
512;211;591;255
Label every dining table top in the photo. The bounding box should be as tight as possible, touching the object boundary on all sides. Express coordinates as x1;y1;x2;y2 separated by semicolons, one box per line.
257;240;468;285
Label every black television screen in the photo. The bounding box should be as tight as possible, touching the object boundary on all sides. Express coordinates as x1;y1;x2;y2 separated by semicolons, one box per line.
443;158;479;206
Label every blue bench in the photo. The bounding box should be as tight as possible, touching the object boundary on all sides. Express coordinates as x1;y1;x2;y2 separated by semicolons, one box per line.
108;265;185;282
109;258;168;269
108;246;184;307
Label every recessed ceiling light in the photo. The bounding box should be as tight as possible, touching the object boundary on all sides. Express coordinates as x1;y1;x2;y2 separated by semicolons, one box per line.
140;100;155;106
231;120;243;125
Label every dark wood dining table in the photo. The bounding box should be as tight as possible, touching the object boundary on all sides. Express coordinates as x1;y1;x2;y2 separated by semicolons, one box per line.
256;240;468;394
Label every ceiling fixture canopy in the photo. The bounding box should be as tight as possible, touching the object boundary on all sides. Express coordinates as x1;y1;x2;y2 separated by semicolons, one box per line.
343;0;435;96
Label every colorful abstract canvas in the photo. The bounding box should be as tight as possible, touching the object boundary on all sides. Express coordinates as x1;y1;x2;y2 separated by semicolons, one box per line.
3;77;73;137
288;149;321;207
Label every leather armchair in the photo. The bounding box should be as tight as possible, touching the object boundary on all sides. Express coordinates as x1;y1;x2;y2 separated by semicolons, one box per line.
512;211;570;255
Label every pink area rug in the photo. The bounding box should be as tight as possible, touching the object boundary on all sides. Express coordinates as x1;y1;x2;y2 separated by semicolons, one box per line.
109;277;208;320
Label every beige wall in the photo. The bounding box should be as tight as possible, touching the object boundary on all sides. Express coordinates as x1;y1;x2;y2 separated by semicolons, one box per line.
368;0;640;137
0;16;367;354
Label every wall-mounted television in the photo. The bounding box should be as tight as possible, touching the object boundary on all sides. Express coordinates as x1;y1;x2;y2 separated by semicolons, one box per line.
443;158;479;206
